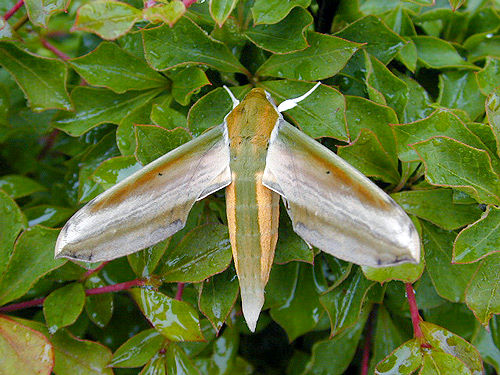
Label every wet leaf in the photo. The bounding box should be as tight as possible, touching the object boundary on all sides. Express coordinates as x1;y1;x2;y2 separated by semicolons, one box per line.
454;206;500;263
244;7;311;54
0;42;71;111
251;0;310;25
110;329;164;367
0;174;46;198
0;226;65;306
131;288;204;341
73;0;142;40
70;42;167;93
199;266;239;332
160;224;232;283
413;137;500;205
43;282;85;333
142;17;248;74
465;253;500;326
0;315;54;375
256;31;360;80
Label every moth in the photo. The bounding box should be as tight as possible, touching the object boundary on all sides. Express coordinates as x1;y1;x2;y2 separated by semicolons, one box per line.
55;82;420;331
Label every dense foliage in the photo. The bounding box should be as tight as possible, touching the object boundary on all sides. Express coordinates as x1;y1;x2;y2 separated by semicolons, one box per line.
0;0;499;374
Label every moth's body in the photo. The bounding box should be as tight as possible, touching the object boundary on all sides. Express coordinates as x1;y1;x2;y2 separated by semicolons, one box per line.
55;84;420;332
225;89;280;325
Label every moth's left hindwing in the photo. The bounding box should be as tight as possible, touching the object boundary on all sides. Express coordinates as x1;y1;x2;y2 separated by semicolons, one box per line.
55;123;231;262
262;119;420;267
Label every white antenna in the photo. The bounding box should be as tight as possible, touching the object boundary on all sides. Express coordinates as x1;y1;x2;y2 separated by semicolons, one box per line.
277;81;321;112
223;85;240;108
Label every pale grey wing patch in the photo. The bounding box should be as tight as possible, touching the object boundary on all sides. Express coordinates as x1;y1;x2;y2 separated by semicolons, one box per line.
262;119;420;267
56;123;231;262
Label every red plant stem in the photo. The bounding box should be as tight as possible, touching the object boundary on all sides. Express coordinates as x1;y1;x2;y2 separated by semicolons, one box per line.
0;279;145;313
175;282;185;300
40;39;70;60
405;283;430;347
81;261;109;280
0;297;45;312
37;129;59;160
85;279;146;295
4;0;24;21
182;0;198;8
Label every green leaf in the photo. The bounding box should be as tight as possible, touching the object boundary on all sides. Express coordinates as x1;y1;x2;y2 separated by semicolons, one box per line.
392;189;483;230
130;288;204;341
128;240;169;278
54;87;160;136
449;0;465;10
110;329;164;367
421;321;484;375
92;156;142;190
259;80;348;140
51;328;113;375
206;325;239;374
151;101;186;130
142;17;248;74
251;0;310;25
73;0;142;40
169;67;211;106
438;70;486;121
345;96;398;157
0;42;72;112
274;204;313;264
464;33;500;62
24;0;69;27
143;1;186;26
256;31;360;80
393;109;487;163
422;221;479;303
270;262;324;341
338;128;400;185
472;325;500;373
399;74;434;123
165;343;199;374
0;315;54;375
486;89;500;158
369;306;405;374
0;174;46;198
244;7;311;54
70;42;168;94
413;137;500;205
44;282;85;333
476;57;500;96
0;226;65;306
465;253;500;326
421;352;472;375
412;36;475;69
76;132;120;204
319;268;375;336
135;125;192;165
187;85;251;136
453;206;500;263
365;53;409;119
0;190;26;274
375;339;422;375
336;15;407;64
84;274;113;328
160;224;232;283
141;352;166;375
199;266;239;332
25;205;73;228
305;308;369;375
209;0;238;26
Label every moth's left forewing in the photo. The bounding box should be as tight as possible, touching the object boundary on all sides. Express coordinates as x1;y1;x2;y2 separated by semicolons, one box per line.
55;123;231;262
262;119;420;267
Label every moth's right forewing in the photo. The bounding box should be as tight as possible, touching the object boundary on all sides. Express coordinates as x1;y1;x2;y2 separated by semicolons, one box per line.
55;124;231;262
262;120;420;267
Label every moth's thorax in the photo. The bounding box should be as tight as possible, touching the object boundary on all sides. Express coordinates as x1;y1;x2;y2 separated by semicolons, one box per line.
226;88;279;149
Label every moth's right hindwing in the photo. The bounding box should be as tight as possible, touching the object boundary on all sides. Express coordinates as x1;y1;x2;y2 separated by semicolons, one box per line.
262;119;420;267
55;123;231;262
